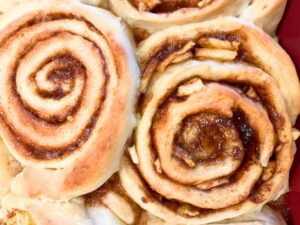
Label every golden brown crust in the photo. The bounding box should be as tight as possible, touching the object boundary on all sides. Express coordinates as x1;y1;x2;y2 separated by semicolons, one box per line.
0;1;139;200
119;18;296;224
137;18;300;122
110;0;287;42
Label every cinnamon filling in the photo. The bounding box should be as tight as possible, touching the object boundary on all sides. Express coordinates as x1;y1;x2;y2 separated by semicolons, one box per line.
0;13;104;47
130;0;212;13
0;12;111;160
23;111;99;160
36;55;86;101
152;0;200;13
124;155;251;218
174;112;244;164
142;33;243;88
134;27;286;217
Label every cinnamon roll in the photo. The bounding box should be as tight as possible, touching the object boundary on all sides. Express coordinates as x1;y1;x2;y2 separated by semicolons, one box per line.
0;1;139;200
1;194;93;225
109;0;287;41
138;206;287;225
216;206;287;225
85;174;142;225
119;18;299;224
85;176;287;225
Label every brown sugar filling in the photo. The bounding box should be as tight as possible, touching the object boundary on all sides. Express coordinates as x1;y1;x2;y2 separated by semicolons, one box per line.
135;31;287;218
130;0;212;13
0;13;112;160
174;112;245;164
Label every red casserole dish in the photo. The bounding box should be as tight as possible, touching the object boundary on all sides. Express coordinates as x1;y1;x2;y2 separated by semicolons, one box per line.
278;0;300;224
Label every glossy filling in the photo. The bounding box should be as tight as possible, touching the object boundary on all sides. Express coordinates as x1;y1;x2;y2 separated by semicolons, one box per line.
130;0;212;13
174;112;245;165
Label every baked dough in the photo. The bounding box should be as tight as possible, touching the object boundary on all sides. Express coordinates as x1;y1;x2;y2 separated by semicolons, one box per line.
109;0;287;41
0;1;139;200
81;0;109;8
1;195;93;225
119;17;298;224
0;2;295;225
0;0;79;14
85;175;141;225
85;177;287;225
138;206;287;225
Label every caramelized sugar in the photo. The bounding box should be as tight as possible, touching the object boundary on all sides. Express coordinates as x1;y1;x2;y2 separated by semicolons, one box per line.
175;112;243;163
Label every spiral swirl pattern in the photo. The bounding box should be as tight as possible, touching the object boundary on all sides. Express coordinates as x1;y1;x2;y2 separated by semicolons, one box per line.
119;18;297;224
0;2;139;200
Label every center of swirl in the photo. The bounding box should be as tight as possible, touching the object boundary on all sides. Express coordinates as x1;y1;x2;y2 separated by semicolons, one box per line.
36;55;85;100
174;112;245;165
